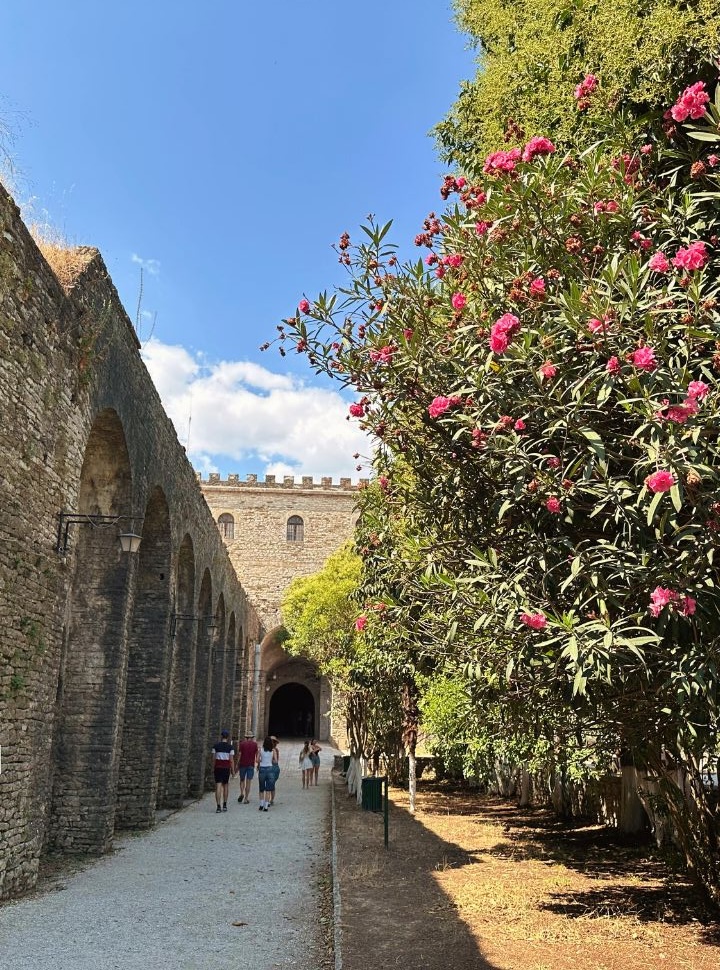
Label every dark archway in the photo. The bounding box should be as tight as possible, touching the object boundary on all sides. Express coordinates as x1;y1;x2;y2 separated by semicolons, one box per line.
268;683;316;738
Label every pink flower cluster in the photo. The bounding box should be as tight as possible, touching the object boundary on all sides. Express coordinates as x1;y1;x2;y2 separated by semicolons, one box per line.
427;395;461;419
529;277;546;298
644;470;676;494
441;254;464;269
574;74;598;99
672;241;708;271
538;361;557;380
483;147;521;174
655;381;709;424
354;615;368;632
520;612;548;630
298;298;310;314
594;199;620;215
648;251;670;273
670;82;710;122
522;137;556;162
349;402;365;418
451;292;467;310
369;345;395;364
545;497;561;514
587;316;610;335
631;347;657;372
489;312;521;354
649;587;696;618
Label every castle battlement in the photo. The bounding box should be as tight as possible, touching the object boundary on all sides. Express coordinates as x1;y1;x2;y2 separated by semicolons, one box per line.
196;472;368;490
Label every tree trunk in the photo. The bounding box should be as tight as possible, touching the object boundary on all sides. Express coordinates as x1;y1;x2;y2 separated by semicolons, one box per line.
518;765;531;807
401;681;419;815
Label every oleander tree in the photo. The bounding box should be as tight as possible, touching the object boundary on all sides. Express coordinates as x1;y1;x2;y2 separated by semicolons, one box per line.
437;0;720;167
275;73;720;899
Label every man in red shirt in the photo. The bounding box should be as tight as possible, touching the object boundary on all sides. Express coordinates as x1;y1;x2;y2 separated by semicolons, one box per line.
235;731;258;804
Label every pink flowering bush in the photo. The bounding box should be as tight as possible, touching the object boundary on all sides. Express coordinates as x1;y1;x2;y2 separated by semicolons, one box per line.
278;72;720;902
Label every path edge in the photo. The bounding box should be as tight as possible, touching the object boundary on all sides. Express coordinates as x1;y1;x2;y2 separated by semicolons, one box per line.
331;774;343;970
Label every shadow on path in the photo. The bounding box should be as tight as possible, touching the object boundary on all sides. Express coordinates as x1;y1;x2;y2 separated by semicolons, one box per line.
333;775;499;970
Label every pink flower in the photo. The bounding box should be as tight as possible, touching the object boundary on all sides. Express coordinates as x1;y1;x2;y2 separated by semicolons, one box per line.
355;615;368;632
538;361;557;379
605;200;620;214
514;419;526;431
648;251;670;273
709;155;720;167
631;347;657;371
378;475;390;491
672;241;708;271
545;496;561;513
456;176;466;189
606;356;621;375
593;201;606;214
403;328;414;341
475;220;492;236
369;345;395;365
574;74;599;99
657;398;698;423
489;312;520;355
649;587;678;617
443;254;464;268
520;612;547;630
546;456;561;469
483;147;522;174
349;402;365;418
687;380;709;399
529;277;546;297
670;81;710;122
427;395;460;419
681;595;697;617
587;317;608;335
451;292;467;310
522;136;556;162
298;298;310;314
645;470;676;493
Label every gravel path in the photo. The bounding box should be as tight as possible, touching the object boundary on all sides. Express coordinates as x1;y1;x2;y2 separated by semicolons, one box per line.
0;740;339;970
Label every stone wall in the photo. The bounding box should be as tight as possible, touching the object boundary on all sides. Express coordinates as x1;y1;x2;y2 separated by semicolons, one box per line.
201;475;359;742
0;184;251;899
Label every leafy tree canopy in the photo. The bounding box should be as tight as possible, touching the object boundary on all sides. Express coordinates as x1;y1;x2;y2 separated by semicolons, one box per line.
436;0;720;169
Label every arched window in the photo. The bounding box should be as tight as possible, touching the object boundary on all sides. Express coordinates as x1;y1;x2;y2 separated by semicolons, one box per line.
218;513;234;541
287;515;304;542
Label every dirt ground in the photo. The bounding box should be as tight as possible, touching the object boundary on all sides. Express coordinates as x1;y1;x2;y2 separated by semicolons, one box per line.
332;774;720;970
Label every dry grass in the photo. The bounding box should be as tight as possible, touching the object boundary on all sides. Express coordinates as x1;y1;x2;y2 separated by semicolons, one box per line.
30;223;96;289
335;777;720;970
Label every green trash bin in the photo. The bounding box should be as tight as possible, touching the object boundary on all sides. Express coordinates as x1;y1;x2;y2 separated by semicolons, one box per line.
342;755;351;775
361;776;383;813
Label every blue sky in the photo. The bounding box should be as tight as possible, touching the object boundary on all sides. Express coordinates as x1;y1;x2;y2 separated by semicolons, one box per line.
2;2;474;479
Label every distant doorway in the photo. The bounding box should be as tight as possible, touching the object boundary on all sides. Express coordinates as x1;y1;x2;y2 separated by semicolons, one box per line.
268;683;315;737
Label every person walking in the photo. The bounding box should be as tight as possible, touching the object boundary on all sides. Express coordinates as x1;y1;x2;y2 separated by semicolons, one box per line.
256;735;278;812
269;736;281;806
235;731;258;804
310;739;322;786
299;740;313;789
211;730;235;813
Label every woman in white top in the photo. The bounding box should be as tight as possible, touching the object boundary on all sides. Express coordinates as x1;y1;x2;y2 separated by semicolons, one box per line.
256;735;278;811
299;740;313;789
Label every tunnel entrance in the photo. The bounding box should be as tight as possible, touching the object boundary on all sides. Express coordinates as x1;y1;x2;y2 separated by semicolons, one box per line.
268;683;315;738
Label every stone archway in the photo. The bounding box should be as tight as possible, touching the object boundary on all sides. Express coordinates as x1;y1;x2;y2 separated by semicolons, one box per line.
187;569;213;796
115;485;172;829
267;682;316;738
49;408;133;853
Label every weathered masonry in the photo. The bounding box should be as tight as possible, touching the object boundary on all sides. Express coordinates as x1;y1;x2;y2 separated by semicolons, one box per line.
201;474;360;742
0;183;253;901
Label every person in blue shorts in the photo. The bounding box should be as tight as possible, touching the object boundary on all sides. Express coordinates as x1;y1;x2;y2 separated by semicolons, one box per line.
256;735;278;812
235;731;258;804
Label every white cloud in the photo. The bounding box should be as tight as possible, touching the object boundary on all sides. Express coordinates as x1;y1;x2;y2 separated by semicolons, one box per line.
131;252;161;276
141;338;371;480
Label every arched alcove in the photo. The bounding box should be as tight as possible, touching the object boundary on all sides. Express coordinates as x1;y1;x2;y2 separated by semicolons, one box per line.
268;683;316;738
115;486;172;829
187;569;213;797
49;408;133;853
158;533;196;808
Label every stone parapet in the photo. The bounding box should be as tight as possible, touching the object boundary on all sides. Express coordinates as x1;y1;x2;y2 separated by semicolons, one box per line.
197;472;368;490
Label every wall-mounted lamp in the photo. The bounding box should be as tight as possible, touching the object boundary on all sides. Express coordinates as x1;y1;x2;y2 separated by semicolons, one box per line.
170;613;218;638
56;512;143;555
